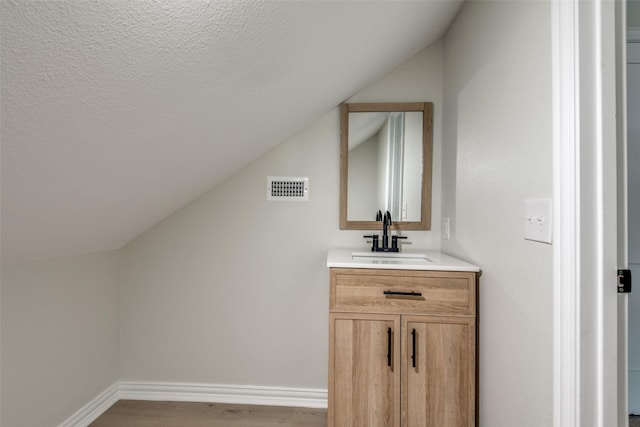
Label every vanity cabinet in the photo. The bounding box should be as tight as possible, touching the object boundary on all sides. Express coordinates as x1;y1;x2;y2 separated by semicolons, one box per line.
328;268;478;427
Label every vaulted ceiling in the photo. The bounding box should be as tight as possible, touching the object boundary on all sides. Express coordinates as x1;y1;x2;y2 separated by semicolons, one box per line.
1;0;463;266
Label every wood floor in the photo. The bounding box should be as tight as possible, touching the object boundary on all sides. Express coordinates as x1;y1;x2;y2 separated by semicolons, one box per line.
88;400;640;427
89;400;327;427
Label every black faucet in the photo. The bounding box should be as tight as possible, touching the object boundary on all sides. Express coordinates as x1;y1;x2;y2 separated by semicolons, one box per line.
363;210;407;252
381;210;392;251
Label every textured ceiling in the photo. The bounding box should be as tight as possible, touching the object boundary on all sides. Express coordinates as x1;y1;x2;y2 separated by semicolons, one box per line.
1;0;463;266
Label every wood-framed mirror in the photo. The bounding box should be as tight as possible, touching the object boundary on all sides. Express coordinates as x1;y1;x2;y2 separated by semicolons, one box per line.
339;102;433;230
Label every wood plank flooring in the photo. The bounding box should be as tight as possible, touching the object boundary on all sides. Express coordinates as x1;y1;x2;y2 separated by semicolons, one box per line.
89;400;327;427
86;400;640;427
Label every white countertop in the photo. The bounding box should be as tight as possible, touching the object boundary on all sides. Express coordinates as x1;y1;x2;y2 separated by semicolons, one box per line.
326;248;480;272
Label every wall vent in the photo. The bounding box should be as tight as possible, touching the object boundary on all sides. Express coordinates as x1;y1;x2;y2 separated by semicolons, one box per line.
267;176;309;201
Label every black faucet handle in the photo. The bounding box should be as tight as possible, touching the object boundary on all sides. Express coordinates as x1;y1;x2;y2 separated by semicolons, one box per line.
391;235;408;250
364;234;380;251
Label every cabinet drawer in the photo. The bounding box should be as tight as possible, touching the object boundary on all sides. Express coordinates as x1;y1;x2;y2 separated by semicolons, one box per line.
330;268;476;316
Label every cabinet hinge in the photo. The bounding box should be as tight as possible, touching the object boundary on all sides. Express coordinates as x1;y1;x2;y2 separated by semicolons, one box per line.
617;269;632;293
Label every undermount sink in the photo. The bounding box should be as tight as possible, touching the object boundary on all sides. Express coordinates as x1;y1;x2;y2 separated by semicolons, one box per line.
351;252;431;262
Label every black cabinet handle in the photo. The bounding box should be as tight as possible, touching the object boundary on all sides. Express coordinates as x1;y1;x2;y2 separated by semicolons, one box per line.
411;328;417;368
387;327;392;367
383;290;423;297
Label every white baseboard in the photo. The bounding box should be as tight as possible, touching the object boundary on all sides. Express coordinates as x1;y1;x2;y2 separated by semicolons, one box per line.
58;382;119;427
59;381;328;427
119;381;328;409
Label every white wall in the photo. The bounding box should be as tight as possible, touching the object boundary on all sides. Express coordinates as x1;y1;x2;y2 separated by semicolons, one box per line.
442;1;553;426
119;42;444;387
1;251;122;427
348;135;379;219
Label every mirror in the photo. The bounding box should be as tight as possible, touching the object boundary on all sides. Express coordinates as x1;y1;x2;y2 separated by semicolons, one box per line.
340;102;433;230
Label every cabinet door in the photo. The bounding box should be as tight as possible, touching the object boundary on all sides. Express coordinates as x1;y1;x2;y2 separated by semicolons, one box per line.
329;313;401;427
402;316;475;427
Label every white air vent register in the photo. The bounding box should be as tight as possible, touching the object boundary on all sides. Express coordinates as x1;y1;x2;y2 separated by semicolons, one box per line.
267;176;309;201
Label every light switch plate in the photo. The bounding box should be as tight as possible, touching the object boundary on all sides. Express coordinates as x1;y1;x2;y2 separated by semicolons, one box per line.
524;198;552;244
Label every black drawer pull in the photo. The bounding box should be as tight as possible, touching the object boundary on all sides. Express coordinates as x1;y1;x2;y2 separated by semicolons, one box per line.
383;290;423;297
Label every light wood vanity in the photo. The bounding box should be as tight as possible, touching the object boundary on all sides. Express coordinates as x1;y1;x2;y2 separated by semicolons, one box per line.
327;250;479;427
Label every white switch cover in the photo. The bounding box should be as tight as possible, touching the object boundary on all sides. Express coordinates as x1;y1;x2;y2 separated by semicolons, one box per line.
524;198;552;244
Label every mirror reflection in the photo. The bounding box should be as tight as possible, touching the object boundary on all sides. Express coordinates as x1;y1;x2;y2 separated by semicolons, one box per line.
340;102;433;230
347;111;423;222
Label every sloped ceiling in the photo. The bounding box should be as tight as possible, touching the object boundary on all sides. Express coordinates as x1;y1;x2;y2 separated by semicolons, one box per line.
1;0;463;266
